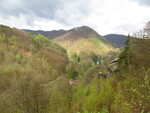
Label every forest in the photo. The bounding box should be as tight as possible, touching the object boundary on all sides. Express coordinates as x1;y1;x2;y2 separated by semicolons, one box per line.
0;21;149;113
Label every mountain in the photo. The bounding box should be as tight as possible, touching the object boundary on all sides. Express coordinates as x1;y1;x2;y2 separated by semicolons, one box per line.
64;26;103;40
22;29;67;39
22;29;127;49
103;34;127;48
0;25;68;82
1;22;149;113
53;26;118;56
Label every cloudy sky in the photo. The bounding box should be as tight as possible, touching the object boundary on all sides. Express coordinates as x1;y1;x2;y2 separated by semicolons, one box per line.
0;0;150;35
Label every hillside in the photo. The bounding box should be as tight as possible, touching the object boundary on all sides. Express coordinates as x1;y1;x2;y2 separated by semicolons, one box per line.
23;29;67;39
104;34;127;48
0;23;149;113
53;26;118;56
0;25;70;113
0;25;68;92
0;25;68;80
68;23;150;113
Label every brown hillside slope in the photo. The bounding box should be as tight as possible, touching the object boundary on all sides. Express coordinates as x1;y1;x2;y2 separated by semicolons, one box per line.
53;26;118;56
0;25;68;83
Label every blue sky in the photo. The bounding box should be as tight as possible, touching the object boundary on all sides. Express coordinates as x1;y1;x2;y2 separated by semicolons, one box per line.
0;0;150;35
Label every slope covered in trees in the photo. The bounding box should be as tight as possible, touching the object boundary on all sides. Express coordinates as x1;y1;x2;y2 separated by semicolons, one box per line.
53;26;118;57
104;34;127;49
70;36;150;113
0;25;69;113
0;21;149;113
68;22;150;113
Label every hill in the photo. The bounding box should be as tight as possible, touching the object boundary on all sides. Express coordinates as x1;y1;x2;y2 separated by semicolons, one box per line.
0;24;149;113
104;34;127;48
53;26;118;57
0;25;70;113
0;24;68;84
22;29;67;39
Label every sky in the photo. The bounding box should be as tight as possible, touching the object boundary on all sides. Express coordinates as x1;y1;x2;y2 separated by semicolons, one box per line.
0;0;150;35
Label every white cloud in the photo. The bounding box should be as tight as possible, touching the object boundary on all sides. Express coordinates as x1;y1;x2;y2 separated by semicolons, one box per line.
33;18;71;30
0;0;150;35
0;15;30;28
83;0;150;35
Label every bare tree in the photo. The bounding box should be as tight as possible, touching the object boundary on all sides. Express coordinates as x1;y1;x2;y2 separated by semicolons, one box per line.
144;21;150;37
0;75;50;113
132;21;150;69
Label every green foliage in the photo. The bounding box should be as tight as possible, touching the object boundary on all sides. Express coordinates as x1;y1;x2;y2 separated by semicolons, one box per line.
118;37;130;74
77;107;101;113
78;56;80;62
111;81;132;113
116;27;150;113
0;48;5;61
89;38;100;46
47;78;72;113
28;33;67;53
8;36;18;45
77;60;94;75
117;36;137;77
100;107;109;113
128;72;150;113
71;71;78;80
89;38;105;47
0;34;5;43
53;43;67;53
91;53;99;63
0;25;69;113
72;77;116;113
83;77;115;112
14;53;22;64
66;61;79;79
66;60;78;79
29;33;51;48
0;24;10;29
66;53;95;80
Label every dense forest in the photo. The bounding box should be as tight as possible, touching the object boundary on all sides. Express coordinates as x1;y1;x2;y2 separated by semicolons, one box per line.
0;21;149;113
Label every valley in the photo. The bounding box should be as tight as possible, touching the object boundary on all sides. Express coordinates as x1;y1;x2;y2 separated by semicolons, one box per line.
0;22;149;113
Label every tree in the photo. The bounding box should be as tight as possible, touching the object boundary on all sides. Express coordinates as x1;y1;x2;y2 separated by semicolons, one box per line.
15;75;49;113
91;53;98;64
0;75;50;113
134;21;150;39
144;21;150;37
133;21;150;69
78;56;80;62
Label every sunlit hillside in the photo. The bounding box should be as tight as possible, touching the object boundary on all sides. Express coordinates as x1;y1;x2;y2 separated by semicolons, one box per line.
53;26;118;57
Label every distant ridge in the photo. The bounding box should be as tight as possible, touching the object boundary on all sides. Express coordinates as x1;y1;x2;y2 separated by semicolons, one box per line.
103;34;127;48
22;29;67;39
67;26;104;39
